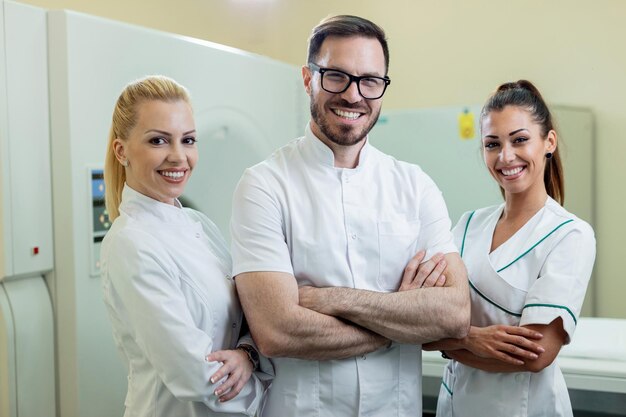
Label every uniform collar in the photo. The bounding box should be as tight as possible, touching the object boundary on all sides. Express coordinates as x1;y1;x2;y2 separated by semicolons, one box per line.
302;122;371;170
544;196;560;211
119;184;192;225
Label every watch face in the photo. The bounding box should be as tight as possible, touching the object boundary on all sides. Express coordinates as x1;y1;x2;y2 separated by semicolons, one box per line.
240;345;259;368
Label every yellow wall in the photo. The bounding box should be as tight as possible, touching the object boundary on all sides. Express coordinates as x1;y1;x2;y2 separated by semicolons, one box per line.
19;0;626;318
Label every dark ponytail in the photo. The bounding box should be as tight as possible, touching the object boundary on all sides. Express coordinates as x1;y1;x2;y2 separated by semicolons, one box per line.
480;80;564;205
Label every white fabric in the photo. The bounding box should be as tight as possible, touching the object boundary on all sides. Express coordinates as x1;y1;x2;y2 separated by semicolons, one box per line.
231;124;457;417
101;185;267;417
437;197;596;417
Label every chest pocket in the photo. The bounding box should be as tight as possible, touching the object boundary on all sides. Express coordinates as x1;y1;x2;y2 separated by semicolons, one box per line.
377;219;420;291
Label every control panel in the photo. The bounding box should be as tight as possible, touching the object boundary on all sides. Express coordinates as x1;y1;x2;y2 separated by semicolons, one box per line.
90;168;111;277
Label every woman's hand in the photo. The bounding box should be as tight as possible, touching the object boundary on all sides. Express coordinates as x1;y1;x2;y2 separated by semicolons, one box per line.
206;349;253;402
399;251;447;291
463;325;544;365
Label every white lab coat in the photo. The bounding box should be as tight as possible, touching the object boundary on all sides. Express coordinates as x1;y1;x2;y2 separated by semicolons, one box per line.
101;185;268;417
231;125;457;417
437;197;595;417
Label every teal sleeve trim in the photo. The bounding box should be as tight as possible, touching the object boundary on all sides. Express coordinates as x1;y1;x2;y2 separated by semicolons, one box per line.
460;211;476;258
469;280;522;317
441;379;453;396
522;303;577;324
496;219;574;273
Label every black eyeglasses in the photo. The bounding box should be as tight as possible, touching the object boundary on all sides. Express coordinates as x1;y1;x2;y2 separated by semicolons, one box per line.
308;63;391;100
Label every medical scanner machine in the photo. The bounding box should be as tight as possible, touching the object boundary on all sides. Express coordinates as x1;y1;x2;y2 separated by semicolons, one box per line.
0;2;307;416
0;3;55;417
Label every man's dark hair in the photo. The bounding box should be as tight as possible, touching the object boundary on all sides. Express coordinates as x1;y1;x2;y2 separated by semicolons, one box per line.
307;15;389;74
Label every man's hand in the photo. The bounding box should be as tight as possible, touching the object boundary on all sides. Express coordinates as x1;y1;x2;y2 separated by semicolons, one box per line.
399;251;447;291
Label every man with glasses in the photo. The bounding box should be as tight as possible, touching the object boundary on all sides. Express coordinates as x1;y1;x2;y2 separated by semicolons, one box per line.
231;15;470;417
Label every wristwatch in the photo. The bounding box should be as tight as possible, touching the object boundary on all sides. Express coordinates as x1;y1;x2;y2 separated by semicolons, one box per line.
237;344;260;370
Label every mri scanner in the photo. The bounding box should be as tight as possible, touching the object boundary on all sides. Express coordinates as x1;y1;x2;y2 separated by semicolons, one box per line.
1;1;625;416
0;2;306;416
0;3;56;417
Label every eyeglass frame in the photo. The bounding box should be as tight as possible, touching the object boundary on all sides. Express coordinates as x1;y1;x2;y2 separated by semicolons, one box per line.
308;63;391;100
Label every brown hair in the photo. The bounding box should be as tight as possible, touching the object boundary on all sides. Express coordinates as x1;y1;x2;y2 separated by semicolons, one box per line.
307;15;390;74
104;75;191;221
480;80;564;205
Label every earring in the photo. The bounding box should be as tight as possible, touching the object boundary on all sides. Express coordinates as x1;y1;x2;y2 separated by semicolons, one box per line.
121;160;129;167
545;152;553;159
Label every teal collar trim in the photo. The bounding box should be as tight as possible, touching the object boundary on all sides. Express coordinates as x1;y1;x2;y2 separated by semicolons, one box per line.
460;211;476;258
441;379;453;396
469;280;522;317
523;303;577;324
496;219;574;273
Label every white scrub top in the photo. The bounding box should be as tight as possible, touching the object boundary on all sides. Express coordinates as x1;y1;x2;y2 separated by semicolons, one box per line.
101;185;267;417
437;197;595;417
231;124;457;417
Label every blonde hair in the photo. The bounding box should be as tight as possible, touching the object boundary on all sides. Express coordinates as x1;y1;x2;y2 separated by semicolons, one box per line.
104;75;191;221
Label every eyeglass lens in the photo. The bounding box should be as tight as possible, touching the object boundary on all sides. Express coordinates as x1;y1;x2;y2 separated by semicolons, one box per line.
321;70;386;99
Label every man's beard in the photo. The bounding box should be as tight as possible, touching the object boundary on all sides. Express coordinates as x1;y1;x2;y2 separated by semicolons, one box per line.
310;96;380;147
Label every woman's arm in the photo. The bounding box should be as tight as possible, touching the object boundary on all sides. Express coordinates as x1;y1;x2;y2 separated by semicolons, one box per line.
427;318;566;372
103;229;263;414
424;323;544;365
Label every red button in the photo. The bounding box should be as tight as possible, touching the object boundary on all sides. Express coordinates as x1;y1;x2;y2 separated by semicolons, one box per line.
32;247;39;255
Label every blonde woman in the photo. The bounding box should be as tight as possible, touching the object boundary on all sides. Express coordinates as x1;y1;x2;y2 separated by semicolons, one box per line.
101;75;268;417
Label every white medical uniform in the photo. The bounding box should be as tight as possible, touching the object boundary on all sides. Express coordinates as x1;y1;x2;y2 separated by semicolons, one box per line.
436;197;596;417
101;185;267;417
231;125;457;417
